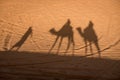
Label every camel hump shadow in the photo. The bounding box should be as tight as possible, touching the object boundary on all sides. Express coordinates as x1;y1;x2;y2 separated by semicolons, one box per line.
58;19;73;36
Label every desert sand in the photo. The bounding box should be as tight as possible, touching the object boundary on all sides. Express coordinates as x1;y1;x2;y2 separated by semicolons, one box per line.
0;0;120;80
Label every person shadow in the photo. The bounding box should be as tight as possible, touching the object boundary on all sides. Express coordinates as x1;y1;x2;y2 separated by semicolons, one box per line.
76;21;101;57
48;19;75;55
9;27;33;51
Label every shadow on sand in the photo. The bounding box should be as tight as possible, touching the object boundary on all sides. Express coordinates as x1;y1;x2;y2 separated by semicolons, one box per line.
0;51;120;80
76;21;101;58
49;19;75;55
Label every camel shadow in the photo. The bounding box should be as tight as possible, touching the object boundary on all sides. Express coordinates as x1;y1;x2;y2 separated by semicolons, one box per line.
48;19;75;55
76;21;101;57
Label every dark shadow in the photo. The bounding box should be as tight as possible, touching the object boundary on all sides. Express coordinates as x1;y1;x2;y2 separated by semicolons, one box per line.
76;21;101;57
10;27;33;51
0;51;120;80
49;19;75;55
3;33;12;51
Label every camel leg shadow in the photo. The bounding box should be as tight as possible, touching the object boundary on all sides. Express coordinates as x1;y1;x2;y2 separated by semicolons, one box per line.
56;37;63;54
48;36;59;54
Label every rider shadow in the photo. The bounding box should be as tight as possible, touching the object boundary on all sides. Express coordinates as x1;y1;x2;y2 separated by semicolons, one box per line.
49;19;75;55
10;27;33;51
76;21;101;57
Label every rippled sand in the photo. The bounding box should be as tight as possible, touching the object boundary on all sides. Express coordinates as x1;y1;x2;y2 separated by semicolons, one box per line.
0;1;120;79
